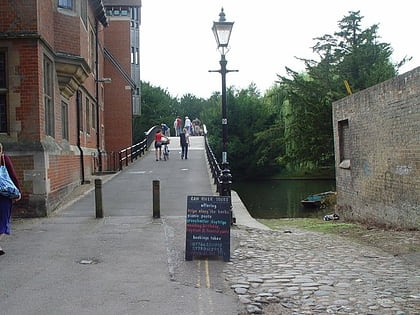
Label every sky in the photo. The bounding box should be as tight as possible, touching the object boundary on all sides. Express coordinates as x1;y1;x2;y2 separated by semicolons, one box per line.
139;0;420;99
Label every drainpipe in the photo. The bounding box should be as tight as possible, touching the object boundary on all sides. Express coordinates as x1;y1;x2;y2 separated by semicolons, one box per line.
95;20;102;173
76;90;86;184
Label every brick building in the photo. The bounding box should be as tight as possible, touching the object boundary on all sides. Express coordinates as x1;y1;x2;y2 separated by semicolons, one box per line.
0;0;141;217
102;1;141;162
333;67;420;229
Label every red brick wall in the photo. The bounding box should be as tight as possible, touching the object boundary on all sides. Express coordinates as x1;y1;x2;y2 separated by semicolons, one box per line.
0;1;37;32
39;0;55;44
104;19;133;154
2;1;113;216
53;13;83;57
12;39;42;141
11;155;34;217
49;154;80;192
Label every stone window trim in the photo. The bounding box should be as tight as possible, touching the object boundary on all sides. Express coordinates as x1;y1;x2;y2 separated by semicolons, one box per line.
338;119;351;169
43;55;55;137
61;101;69;140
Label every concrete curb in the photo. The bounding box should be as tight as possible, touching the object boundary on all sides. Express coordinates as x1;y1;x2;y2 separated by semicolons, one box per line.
231;190;270;230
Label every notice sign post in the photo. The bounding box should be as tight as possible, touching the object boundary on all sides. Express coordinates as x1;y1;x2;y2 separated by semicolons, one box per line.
185;195;231;262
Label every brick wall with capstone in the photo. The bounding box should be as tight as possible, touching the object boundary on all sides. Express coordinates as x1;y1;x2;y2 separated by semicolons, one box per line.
333;67;420;229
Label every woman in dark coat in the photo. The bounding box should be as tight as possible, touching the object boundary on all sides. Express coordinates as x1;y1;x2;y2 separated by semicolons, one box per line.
0;143;21;255
180;128;190;159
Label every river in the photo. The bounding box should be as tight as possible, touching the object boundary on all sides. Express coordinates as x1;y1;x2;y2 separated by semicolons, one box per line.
232;179;336;219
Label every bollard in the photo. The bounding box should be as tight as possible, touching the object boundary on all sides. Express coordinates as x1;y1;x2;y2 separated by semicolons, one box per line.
152;180;160;218
95;179;103;218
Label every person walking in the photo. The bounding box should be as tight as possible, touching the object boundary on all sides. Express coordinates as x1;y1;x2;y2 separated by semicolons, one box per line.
154;129;163;161
174;116;182;137
184;116;192;135
0;143;21;256
161;123;170;136
180;128;190;159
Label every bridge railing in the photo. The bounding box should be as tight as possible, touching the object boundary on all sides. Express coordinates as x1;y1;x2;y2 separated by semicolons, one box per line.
117;125;160;171
204;132;222;194
203;125;234;224
203;124;233;197
109;124;232;200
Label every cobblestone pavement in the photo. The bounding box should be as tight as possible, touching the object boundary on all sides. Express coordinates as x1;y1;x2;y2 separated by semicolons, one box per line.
224;227;420;314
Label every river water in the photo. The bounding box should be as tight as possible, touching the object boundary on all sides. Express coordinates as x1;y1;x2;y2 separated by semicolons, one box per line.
232;179;336;219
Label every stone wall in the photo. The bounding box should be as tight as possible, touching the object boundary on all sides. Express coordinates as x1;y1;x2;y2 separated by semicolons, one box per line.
332;67;420;229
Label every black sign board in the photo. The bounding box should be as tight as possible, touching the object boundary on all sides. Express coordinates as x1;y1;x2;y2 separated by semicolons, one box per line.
185;195;231;262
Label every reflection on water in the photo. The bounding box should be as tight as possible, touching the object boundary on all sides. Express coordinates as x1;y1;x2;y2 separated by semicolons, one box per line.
232;179;336;219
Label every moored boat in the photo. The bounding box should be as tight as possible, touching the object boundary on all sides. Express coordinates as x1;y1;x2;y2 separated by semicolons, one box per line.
301;191;336;208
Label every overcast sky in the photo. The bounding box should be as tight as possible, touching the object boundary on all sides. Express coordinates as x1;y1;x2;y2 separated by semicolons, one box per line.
139;0;420;99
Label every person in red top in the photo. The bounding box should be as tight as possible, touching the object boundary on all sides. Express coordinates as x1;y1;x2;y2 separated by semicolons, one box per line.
0;143;21;256
154;129;163;161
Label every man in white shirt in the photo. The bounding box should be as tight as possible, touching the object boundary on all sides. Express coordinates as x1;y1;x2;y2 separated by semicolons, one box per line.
184;116;192;134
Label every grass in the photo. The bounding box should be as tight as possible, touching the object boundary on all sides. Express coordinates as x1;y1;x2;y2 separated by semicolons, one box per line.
259;218;360;234
257;218;420;256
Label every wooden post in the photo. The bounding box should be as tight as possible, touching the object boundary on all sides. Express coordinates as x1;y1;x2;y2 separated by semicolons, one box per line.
153;180;160;218
95;179;103;218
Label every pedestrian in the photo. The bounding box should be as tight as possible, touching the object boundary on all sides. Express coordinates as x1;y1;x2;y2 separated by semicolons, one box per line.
161;123;170;136
154;129;163;161
174;116;182;137
184;116;192;134
180;128;190;159
0;143;21;256
192;117;201;136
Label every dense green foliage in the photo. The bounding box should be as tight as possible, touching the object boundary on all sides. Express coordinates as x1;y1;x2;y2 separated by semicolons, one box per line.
134;11;409;179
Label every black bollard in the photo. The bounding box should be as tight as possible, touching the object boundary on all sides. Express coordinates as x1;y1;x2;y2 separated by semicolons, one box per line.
152;180;160;218
95;179;103;218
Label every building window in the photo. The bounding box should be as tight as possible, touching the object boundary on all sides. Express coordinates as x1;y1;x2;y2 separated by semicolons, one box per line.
77;90;83;132
81;0;88;26
91;102;96;130
0;95;6;133
131;7;139;27
43;56;55;137
131;47;135;64
58;0;73;10
338;119;350;169
89;29;96;73
61;101;69;140
85;97;90;133
0;52;7;133
0;52;5;88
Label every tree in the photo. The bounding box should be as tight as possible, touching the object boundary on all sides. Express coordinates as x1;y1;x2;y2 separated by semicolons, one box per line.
272;10;405;173
135;12;408;180
134;82;177;141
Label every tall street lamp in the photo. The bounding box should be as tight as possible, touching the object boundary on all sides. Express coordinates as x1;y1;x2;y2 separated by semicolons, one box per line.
210;8;237;197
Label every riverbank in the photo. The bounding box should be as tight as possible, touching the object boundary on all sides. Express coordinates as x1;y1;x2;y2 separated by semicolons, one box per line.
258;218;420;266
268;166;335;180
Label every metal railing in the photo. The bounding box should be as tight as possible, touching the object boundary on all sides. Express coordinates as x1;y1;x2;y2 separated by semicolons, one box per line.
117;125;160;171
205;134;223;194
118;138;147;170
203;124;232;197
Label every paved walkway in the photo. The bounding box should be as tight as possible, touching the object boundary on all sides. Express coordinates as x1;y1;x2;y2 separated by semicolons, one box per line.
1;136;241;315
225;227;420;314
0;136;419;314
